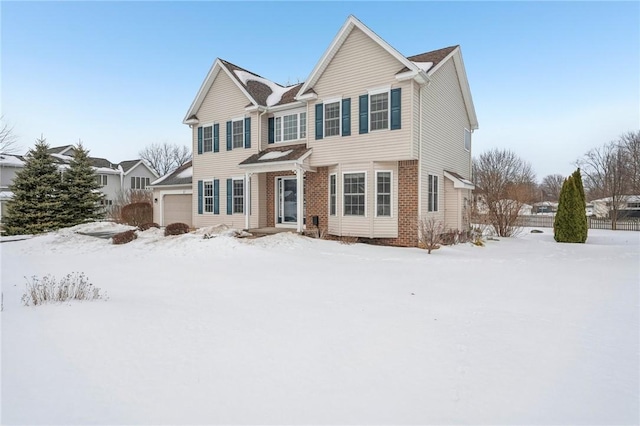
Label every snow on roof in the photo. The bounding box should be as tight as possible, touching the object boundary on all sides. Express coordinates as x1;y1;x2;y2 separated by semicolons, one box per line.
50;153;73;162
0;190;14;200
259;149;293;161
412;61;434;72
234;70;291;107
176;166;193;179
0;154;25;167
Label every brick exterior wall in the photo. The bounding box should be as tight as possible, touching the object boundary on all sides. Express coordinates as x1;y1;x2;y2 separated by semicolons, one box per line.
263;161;418;247
375;160;419;247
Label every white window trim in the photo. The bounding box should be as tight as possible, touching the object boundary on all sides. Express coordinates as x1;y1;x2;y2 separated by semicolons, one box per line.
232;176;244;214
203;179;214;214
342;171;367;218
274;108;307;143
323;97;342;138
374;170;393;218
428;173;439;212
368;90;391;132
329;173;337;216
464;128;471;152
232;117;245;149
201;123;214;153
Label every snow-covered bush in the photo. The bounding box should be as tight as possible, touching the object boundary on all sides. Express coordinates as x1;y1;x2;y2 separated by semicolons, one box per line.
112;229;137;245
138;222;160;231
165;222;189;236
21;273;104;306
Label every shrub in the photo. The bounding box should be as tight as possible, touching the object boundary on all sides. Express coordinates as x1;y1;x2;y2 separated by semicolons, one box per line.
338;235;359;245
112;229;137;245
120;202;153;227
554;171;588;243
108;189;152;223
418;217;444;254
165;222;190;236
21;273;104;306
138;222;160;231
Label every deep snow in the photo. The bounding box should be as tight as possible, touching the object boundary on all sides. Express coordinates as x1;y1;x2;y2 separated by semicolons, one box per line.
1;223;638;425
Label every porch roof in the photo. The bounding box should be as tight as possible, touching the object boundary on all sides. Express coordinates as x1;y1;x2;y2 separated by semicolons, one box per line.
444;170;475;190
238;144;315;173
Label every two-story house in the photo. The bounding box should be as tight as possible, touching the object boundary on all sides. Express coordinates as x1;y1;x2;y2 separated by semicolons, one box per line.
179;15;477;246
0;145;158;222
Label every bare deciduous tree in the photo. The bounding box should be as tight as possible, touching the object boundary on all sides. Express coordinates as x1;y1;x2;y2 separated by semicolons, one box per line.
578;133;637;228
418;217;444;254
540;174;565;201
473;148;536;237
619;131;640;194
0;115;20;154
139;142;191;176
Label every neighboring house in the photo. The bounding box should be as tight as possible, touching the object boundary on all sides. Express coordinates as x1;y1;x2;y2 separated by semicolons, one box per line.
181;15;478;246
0;145;158;222
151;161;193;227
591;195;640;219
532;201;558;215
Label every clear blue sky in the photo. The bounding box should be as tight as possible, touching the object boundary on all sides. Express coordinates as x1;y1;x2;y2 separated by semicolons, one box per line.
2;1;638;179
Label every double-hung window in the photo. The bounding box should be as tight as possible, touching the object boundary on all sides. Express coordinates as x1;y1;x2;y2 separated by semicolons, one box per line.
428;174;439;212
203;126;213;152
370;91;389;131
274;111;307;142
233;178;244;214
324;101;341;137
344;172;366;216
376;171;391;217
232;120;244;148
203;181;214;213
329;174;337;216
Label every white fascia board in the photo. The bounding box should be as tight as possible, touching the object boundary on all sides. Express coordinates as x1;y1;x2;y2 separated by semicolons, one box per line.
294;92;318;101
267;101;305;113
444;171;475;190
297;15;421;98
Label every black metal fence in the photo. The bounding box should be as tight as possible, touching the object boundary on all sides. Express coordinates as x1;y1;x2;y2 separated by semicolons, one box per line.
515;215;640;231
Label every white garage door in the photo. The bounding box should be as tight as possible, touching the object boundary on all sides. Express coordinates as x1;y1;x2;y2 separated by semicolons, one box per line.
163;194;192;227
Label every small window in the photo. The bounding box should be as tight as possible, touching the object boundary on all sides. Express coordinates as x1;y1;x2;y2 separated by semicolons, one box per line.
232;120;244;149
344;172;365;216
203;126;213;152
428;174;439;212
300;112;307;138
275;117;282;142
95;174;108;187
233;178;244;214
324;102;340;137
376;171;391;217
370;92;389;131
204;181;213;213
464;129;471;151
329;174;337;216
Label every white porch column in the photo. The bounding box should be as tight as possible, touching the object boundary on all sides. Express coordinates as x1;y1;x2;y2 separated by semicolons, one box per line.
245;172;252;230
295;167;305;233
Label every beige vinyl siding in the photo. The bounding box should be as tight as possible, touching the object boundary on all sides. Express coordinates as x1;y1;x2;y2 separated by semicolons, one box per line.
443;178;460;230
309;27;414;167
191;69;261;229
412;80;421;159
419;55;473;227
327;161;398;238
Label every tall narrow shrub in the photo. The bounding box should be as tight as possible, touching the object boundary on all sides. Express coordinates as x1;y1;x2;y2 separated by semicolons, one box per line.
571;168;588;238
554;172;588;243
4;138;64;235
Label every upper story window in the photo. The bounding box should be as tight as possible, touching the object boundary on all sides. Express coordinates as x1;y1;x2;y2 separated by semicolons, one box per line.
275;111;307;142
203;181;213;213
324;102;341;137
95;174;108;187
370;92;389;131
203;126;213;152
131;176;151;190
232;120;244;148
464;129;471;151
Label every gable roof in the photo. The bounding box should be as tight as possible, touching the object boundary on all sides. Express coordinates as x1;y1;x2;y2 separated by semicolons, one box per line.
151;160;192;187
398;46;458;74
48;145;74;155
238;144;311;166
118;160;142;174
296;15;430;97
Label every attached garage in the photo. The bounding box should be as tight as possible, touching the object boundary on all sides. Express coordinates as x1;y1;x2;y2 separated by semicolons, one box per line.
150;161;193;227
163;194;192;226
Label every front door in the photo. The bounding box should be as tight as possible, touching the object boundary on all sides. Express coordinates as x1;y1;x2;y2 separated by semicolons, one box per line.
277;177;297;225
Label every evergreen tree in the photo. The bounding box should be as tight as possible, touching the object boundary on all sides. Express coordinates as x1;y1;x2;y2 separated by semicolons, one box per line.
554;171;588;243
4;138;64;235
571;168;588;240
60;142;104;226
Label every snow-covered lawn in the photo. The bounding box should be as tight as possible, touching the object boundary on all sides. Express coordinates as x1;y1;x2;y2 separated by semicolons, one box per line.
1;224;638;425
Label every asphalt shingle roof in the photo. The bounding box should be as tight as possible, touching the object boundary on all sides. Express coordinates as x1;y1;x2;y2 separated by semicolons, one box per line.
152;161;192;186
